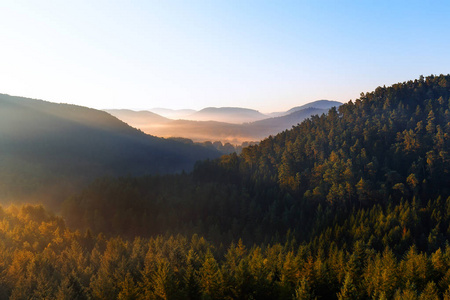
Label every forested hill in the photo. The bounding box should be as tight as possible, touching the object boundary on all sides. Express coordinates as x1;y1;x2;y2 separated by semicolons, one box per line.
0;94;220;204
24;74;450;299
233;74;450;203
65;74;450;245
66;76;450;242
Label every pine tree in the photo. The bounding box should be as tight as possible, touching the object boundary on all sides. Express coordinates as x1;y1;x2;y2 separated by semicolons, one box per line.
293;277;313;300
419;281;439;300
337;273;358;300
199;250;225;299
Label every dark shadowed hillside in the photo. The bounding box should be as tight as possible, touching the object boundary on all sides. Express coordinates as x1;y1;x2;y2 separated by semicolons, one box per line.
0;94;220;204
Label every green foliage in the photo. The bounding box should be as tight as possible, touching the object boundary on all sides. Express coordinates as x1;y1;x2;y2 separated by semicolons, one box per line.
4;75;450;297
5;203;450;298
62;75;450;247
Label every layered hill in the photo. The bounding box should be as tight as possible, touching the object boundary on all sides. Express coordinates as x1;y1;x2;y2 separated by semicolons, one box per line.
0;94;220;204
116;107;330;144
65;74;450;247
6;74;449;299
244;106;329;138
283;99;343;115
106;100;341;144
186;107;268;123
268;99;342;117
148;107;196;119
104;109;171;126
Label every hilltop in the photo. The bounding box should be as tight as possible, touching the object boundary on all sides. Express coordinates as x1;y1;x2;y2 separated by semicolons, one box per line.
186;107;268;123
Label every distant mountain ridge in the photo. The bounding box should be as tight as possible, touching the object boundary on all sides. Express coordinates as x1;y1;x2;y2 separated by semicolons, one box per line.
247;106;330;136
105;100;342;143
284;100;343;114
0;93;220;204
149;108;196;119
186;107;268;123
268;100;343;117
104;109;171;126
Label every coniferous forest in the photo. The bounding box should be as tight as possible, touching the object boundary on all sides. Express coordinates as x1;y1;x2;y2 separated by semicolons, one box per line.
2;74;450;299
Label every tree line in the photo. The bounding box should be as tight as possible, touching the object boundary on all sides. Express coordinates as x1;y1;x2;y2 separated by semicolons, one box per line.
3;203;450;299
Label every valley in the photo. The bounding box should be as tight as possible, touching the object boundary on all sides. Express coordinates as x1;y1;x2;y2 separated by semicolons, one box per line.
2;1;448;298
106;100;342;144
0;93;221;205
1;75;450;298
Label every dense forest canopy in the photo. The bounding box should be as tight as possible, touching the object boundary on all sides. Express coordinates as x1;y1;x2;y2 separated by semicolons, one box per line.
2;74;450;299
4;199;450;299
64;74;450;243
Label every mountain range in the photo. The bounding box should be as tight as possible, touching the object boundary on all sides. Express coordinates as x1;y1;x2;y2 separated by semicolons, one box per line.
106;100;342;144
185;107;268;123
148;108;196;119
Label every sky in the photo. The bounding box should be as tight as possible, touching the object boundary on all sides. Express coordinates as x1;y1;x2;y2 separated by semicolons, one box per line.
1;1;450;113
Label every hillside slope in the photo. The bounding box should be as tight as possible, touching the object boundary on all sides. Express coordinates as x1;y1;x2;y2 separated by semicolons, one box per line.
114;105;337;144
104;109;171;127
245;106;330;137
9;74;450;300
65;74;450;245
237;74;450;202
268;99;342;117
0;94;220;203
284;99;343;115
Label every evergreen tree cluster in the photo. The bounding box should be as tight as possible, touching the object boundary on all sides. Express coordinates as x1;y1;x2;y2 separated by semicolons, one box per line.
4;204;450;299
63;75;450;245
236;74;450;204
5;74;450;298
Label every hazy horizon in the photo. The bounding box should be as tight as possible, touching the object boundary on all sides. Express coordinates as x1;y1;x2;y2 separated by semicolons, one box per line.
104;99;343;114
1;90;342;115
1;1;449;113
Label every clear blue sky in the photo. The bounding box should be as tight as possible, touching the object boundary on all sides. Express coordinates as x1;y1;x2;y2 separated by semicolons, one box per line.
1;1;449;113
